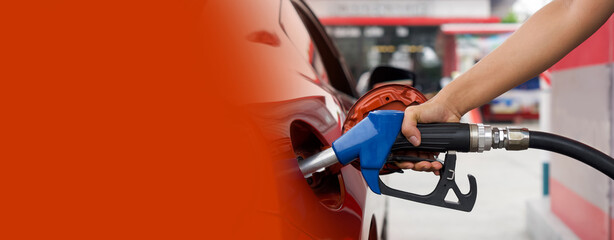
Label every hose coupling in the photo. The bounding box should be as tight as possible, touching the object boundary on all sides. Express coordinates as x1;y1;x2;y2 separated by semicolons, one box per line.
499;127;530;150
470;124;529;152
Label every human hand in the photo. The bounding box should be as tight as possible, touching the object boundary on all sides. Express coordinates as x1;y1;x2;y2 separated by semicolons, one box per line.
397;99;462;174
391;151;443;175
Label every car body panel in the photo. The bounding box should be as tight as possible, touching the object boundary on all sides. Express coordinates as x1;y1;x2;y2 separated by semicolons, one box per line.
219;0;386;238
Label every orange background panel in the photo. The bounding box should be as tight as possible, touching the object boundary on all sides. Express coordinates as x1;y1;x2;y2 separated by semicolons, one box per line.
1;1;283;238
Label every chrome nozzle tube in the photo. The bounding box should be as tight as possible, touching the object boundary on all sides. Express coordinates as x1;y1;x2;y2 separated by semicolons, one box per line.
298;148;338;177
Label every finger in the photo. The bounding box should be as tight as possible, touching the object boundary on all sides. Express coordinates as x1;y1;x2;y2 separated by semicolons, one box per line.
402;106;421;146
431;161;443;170
396;162;414;169
414;161;431;171
434;170;440;176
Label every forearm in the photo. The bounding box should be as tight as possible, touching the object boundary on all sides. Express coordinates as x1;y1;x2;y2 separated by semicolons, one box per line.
435;0;614;116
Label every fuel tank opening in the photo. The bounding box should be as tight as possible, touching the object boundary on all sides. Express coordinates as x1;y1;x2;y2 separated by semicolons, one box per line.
291;121;344;209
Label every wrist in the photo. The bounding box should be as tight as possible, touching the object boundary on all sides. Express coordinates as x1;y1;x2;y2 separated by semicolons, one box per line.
430;92;463;122
435;73;478;118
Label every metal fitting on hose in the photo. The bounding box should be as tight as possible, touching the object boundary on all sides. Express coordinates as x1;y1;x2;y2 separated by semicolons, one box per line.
469;124;530;152
469;124;493;152
503;127;530;150
491;127;506;149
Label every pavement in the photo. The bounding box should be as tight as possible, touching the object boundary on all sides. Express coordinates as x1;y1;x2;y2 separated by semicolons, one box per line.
385;122;545;240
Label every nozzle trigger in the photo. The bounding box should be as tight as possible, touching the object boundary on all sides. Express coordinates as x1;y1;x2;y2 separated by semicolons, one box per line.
379;152;477;212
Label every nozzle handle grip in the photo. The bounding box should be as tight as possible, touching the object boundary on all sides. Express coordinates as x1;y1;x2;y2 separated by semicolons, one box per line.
391;123;471;152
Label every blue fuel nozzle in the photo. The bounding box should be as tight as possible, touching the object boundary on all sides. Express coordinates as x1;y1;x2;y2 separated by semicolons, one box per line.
297;110;478;212
332;110;404;194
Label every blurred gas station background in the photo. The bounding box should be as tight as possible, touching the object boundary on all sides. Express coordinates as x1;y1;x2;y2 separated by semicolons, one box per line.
307;0;614;239
309;0;546;122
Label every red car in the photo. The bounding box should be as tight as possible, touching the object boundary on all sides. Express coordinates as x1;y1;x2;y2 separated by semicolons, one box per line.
215;0;435;238
204;0;433;238
3;0;428;238
222;0;388;238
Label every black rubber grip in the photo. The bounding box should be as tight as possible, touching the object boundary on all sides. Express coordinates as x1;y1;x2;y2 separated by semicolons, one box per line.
391;123;471;152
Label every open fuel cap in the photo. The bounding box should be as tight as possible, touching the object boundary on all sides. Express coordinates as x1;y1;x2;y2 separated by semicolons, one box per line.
343;84;427;132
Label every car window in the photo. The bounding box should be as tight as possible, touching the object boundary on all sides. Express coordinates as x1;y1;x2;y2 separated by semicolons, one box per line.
280;0;330;84
290;0;357;97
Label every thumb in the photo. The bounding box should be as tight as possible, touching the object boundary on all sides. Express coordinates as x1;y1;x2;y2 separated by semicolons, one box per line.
402;106;421;146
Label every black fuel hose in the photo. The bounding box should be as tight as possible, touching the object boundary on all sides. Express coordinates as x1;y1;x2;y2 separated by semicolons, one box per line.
529;131;614;179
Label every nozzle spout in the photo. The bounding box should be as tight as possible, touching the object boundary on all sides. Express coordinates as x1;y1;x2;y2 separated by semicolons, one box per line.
298;148;338;177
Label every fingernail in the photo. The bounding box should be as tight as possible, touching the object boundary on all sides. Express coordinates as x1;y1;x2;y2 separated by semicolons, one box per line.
409;136;419;146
